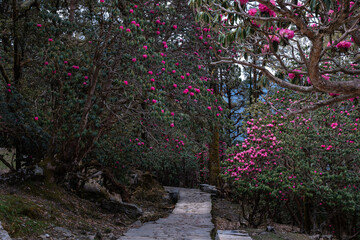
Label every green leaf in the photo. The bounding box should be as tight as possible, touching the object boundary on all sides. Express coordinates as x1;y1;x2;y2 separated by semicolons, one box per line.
309;0;317;11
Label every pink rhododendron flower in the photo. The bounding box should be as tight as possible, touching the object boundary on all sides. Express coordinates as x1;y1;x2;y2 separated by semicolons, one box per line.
152;99;157;103
132;58;136;62
262;44;270;53
150;86;155;91
336;41;352;49
279;29;295;39
248;8;257;16
270;35;280;43
173;25;177;29
171;112;175;116
34;117;39;121
129;9;134;13
170;123;174;127
48;38;53;42
238;0;248;5
307;77;312;85
322;74;330;80
37;24;42;27
148;71;153;75
124;81;128;85
143;54;148;58
288;73;295;79
173;84;177;88
259;1;276;17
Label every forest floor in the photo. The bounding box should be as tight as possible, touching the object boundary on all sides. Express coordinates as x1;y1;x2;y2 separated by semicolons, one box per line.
0;180;175;240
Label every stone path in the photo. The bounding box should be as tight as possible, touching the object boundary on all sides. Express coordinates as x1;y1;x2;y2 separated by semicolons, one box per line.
119;187;214;240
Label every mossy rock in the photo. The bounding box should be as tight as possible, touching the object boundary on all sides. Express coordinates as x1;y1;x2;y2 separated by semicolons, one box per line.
131;172;166;202
131;187;165;202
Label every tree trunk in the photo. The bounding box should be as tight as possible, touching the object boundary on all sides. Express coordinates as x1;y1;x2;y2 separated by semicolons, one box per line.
304;195;312;233
208;125;220;186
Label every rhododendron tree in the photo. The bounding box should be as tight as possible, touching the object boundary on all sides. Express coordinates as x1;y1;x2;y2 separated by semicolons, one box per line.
223;89;360;236
0;0;230;186
190;0;360;114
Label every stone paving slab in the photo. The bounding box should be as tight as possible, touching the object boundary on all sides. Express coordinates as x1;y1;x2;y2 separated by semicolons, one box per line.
119;187;214;240
216;230;253;240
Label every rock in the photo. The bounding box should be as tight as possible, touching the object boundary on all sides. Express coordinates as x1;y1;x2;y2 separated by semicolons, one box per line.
129;173;139;186
101;200;142;219
33;165;44;176
94;231;102;240
54;226;73;237
166;188;179;203
310;234;320;240
86;235;95;240
107;233;116;240
0;221;12;240
320;235;333;240
266;225;275;232
130;173;166;202
240;219;248;227
259;231;270;235
199;184;219;195
80;169;122;203
130;220;142;228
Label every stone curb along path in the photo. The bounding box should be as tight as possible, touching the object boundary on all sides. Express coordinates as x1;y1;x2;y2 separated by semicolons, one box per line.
119;187;214;240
